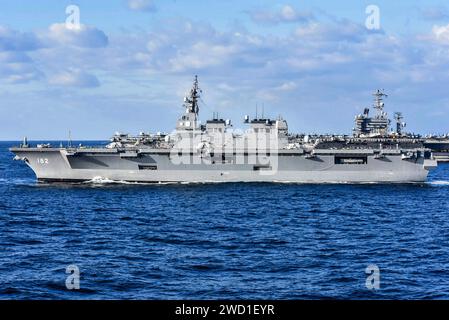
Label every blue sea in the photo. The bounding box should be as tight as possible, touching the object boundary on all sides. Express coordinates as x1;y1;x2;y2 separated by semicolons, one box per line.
1;141;449;299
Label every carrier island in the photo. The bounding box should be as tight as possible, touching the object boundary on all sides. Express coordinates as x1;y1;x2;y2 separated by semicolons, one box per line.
10;76;438;183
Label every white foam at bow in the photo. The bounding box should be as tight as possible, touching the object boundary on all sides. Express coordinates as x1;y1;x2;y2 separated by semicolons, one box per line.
429;180;449;186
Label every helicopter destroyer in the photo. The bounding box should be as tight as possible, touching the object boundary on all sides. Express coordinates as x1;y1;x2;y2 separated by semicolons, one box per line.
10;77;437;183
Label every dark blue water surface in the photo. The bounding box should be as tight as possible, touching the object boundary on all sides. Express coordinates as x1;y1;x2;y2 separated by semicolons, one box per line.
1;141;449;299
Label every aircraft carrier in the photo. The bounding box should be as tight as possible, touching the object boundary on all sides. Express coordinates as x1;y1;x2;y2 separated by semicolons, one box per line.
10;77;438;183
424;136;449;162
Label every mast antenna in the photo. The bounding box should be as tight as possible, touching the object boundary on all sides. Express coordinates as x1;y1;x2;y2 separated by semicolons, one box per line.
373;89;388;116
68;130;72;148
184;75;201;114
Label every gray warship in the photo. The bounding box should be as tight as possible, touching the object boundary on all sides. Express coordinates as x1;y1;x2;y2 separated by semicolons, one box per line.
10;77;437;183
424;136;449;162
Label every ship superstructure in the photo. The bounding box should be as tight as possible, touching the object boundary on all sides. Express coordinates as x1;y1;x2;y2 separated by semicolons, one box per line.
10;77;437;183
353;90;391;137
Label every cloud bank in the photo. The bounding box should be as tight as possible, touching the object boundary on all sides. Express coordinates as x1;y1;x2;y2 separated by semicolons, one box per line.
249;5;314;25
2;4;449;139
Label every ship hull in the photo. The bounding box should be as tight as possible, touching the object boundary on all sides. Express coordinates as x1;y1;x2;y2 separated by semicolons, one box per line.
10;148;435;183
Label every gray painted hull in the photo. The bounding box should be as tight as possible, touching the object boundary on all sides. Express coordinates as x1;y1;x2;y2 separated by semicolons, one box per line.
10;148;434;183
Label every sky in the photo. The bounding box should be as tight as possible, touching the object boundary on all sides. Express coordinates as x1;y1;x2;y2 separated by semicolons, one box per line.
1;0;449;140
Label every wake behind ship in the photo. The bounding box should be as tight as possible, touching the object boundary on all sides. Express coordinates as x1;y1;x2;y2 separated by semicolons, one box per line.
10;77;437;183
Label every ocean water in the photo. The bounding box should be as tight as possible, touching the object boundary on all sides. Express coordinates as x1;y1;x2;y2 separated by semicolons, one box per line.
1;141;449;300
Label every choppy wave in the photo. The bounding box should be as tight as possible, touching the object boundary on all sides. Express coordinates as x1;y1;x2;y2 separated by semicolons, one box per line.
0;177;36;185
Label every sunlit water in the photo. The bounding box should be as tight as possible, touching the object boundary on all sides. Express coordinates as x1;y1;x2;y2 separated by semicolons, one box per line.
1;141;449;299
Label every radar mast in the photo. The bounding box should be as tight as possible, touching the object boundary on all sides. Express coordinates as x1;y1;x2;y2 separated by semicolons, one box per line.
183;75;201;115
373;89;388;117
176;75;202;131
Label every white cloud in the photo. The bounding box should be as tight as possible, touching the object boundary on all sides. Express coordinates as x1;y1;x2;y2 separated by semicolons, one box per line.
127;0;156;12
249;5;314;25
168;42;239;72
48;69;100;88
432;23;449;44
276;81;297;91
43;23;108;48
0;51;42;83
0;25;42;51
281;5;308;22
2;16;449;134
0;23;108;86
216;83;238;92
294;20;376;43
